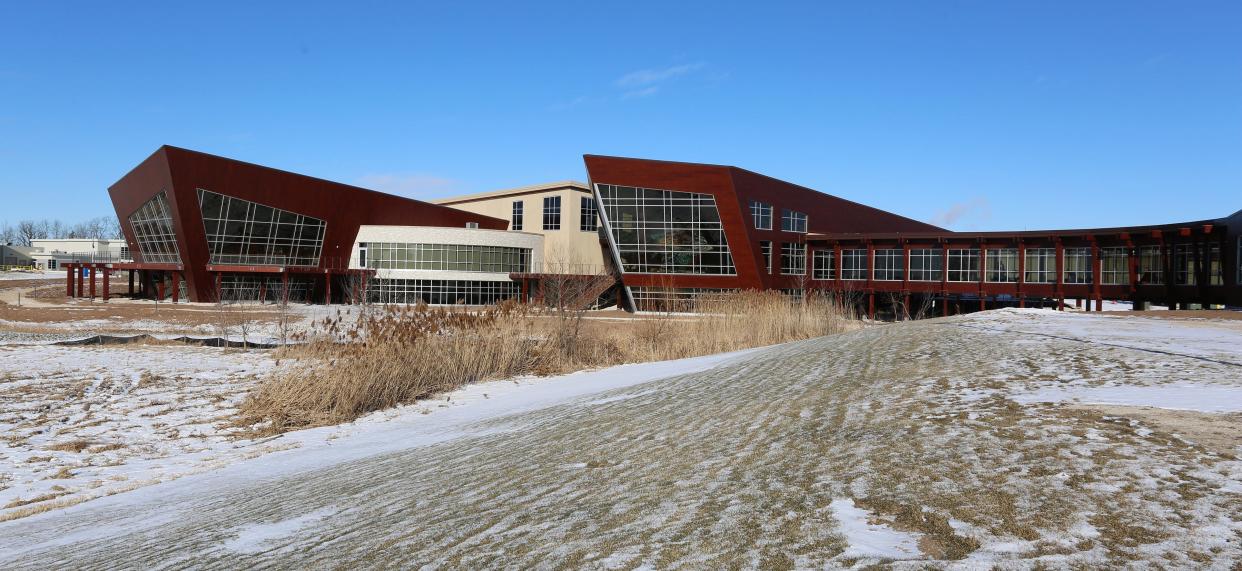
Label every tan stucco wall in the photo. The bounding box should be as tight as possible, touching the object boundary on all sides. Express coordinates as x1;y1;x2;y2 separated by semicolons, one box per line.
441;188;606;273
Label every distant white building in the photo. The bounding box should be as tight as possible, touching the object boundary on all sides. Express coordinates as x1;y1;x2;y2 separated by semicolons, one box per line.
28;239;131;270
1;245;35;268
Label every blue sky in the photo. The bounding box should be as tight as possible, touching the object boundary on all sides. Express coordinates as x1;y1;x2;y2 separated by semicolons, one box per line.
1;1;1239;230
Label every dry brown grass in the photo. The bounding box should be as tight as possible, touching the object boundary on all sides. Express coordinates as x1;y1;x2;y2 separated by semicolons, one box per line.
239;291;857;432
45;439;94;453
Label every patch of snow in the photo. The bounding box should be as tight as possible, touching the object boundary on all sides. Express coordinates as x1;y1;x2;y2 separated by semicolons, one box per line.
222;507;336;554
829;498;922;560
1012;384;1242;413
0;271;62;281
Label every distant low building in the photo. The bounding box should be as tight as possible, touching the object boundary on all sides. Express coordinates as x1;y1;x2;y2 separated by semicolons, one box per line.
1;245;36;268
29;239;131;270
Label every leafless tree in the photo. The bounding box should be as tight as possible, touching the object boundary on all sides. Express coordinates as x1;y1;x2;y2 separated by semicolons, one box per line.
0;221;15;245
16;220;44;247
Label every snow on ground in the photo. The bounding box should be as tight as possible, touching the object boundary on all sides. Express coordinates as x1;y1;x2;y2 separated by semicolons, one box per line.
829;498;923;560
0;271;61;281
1013;384;1242;413
0;344;281;520
1;308;1241;567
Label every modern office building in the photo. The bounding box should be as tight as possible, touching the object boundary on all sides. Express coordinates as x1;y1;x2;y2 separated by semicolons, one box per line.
71;146;1240;314
584;155;1242;314
86;146;509;303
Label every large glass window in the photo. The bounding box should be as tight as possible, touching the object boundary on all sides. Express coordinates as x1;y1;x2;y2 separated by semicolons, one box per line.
909;248;942;281
511;201;523;231
1024;248;1056;284
947;249;980;282
760;241;772;273
1139;245;1163;285
873;249;903;281
780;243;806;275
129;191;181;264
985;248;1018;283
1100;247;1129;285
369;279;520;305
366;243;531;273
812;249;835;280
198;189;325;266
1173;244;1197;285
596;184;735;275
629;287;739;312
750;201;772;230
543;196;561;230
1208;244;1224;286
842;249;868;280
1063;248;1092;284
781;209;808;233
580;197;597;231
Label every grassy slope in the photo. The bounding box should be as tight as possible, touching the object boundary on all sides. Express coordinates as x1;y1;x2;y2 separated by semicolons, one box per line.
6;311;1242;568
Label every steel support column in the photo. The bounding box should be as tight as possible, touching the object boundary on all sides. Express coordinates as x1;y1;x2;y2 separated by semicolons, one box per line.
170;272;180;303
102;268;110;302
1017;241;1026;308
1055;240;1065;310
978;244;986;312
66;266;74;297
1091;241;1102;311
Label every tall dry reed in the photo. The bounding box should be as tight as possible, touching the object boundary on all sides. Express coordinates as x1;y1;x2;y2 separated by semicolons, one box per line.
238;291;857;432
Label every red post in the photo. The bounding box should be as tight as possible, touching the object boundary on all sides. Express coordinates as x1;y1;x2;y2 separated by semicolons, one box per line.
978;244;986;312
281;271;289;304
1017;241;1026;308
66;266;74;297
258;280;267;305
170;272;180;303
102;268;110;302
128;270;135;296
77;267;84;298
324;272;332;305
1055;240;1065;310
157;277;166;301
867;292;875;320
901;242;910;320
941;243;949;317
1090;241;1102;311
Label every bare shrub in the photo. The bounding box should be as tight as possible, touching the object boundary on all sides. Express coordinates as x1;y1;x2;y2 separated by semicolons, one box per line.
238;290;858;432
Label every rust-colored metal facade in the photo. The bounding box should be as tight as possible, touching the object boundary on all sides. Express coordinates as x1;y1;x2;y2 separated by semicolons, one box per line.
585;154;1242;313
106;146;507;302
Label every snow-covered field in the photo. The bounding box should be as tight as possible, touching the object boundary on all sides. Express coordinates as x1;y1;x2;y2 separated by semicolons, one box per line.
0;271;61;281
0;308;1240;568
0;345;281;520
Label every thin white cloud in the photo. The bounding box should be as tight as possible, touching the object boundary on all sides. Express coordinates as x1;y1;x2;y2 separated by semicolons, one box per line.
615;62;705;88
356;173;462;199
620;86;660;99
930;197;991;229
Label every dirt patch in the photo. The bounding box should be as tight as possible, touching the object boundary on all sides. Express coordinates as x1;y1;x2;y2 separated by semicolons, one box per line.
1071;404;1242;456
